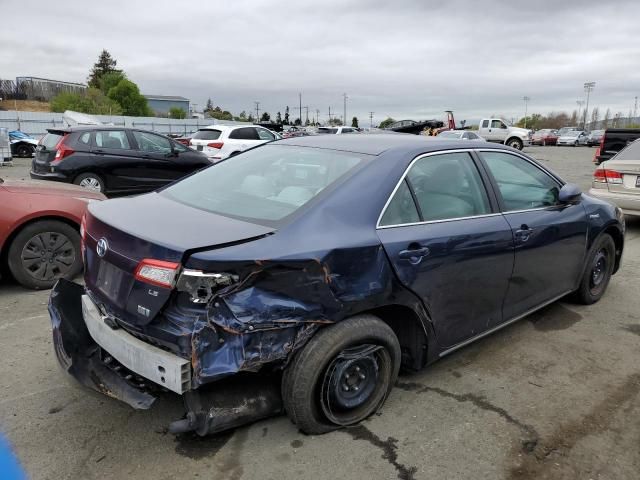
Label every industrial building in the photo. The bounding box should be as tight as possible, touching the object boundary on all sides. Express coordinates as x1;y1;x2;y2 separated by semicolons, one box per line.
144;94;190;115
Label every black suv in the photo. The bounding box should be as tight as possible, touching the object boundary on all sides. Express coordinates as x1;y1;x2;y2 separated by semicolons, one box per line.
31;126;211;195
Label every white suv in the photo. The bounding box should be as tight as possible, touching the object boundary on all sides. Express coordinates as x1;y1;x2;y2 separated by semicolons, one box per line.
317;126;359;134
189;125;280;161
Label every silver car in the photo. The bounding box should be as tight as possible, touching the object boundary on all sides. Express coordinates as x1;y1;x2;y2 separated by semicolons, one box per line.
436;130;485;141
557;130;588;146
589;138;640;216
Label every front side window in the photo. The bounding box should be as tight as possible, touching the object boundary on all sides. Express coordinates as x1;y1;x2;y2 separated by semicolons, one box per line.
256;128;275;141
132;131;172;154
380;152;491;226
491;120;505;129
480;151;561;211
162;145;368;225
95;130;130;150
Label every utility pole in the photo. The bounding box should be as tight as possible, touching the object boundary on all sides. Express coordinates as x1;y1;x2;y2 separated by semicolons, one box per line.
583;82;596;129
634;96;638;122
304;106;309;124
299;93;302;125
316;109;320;126
522;96;530;128
254;101;260;122
328;106;332;124
369;111;374;128
343;93;348;128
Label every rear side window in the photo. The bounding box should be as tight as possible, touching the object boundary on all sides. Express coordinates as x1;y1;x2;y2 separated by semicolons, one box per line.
41;133;63;150
481;120;489;128
480;151;560;211
78;132;91;145
612;139;640;161
192;129;222;140
379;180;420;226
229;127;260;140
95;131;130;150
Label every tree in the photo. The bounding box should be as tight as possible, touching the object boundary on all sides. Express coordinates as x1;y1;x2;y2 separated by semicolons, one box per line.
378;117;395;129
284;106;290;125
591;107;600;127
260;112;271;122
628;110;634;127
106;79;151;116
247;113;255;122
569;110;578;126
169;107;187;119
98;71;127;95
276;111;282;124
351;116;359;128
50;87;122;115
294;117;301;126
88;50;121;88
206;98;213;111
602;108;611;128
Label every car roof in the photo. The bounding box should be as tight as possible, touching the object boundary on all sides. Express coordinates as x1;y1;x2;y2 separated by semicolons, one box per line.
198;124;267;131
275;133;500;155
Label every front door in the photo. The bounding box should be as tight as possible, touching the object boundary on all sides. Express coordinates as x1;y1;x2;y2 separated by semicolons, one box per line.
91;130;139;191
377;151;515;349
478;150;589;319
130;130;187;188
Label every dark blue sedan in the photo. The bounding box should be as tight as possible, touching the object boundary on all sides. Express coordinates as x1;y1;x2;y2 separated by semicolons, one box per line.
49;134;624;436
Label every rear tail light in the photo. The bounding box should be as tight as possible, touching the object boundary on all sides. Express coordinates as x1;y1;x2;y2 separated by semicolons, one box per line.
593;169;623;184
207;142;224;149
51;134;74;165
134;259;180;288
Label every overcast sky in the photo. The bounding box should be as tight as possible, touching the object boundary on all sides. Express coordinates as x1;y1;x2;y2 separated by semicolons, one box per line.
2;0;639;125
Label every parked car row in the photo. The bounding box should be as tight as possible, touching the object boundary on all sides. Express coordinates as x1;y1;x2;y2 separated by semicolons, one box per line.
188;124;280;161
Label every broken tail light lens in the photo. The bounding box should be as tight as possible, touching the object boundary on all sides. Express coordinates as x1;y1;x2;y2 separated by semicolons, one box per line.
593;169;623;184
134;259;181;288
176;269;240;303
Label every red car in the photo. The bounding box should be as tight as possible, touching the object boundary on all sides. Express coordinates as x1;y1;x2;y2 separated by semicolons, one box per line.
531;129;559;146
0;179;105;289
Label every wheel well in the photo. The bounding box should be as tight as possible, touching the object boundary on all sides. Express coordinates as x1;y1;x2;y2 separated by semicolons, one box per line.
363;304;428;371
604;225;623;273
1;216;79;272
506;136;523;144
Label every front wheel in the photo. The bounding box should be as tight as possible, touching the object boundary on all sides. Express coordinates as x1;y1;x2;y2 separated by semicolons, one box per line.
282;314;401;434
573;234;615;304
506;138;523;150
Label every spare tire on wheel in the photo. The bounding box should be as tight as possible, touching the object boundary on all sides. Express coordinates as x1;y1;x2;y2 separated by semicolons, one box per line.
282;314;401;434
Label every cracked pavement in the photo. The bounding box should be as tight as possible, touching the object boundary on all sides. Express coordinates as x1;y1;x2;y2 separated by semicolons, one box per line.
1;146;639;479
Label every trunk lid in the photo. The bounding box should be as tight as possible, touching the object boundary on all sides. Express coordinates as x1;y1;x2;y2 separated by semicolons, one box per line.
84;192;274;326
602;159;640;194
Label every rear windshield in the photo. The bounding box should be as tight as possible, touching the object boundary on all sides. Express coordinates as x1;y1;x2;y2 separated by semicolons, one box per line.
612;139;640;161
192;129;222;140
317;128;338;134
41;133;63;150
161;144;369;225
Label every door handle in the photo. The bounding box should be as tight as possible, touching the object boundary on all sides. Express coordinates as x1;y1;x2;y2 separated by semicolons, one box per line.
94;149;104;154
398;246;430;264
515;224;533;242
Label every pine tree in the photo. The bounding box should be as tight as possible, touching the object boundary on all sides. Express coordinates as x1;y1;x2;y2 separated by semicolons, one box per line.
351;116;359;128
206;98;213;111
88;50;121;88
276;111;282;124
284;106;290;125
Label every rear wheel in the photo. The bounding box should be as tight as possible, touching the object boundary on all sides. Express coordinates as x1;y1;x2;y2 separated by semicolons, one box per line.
506;137;523;150
74;172;104;193
573;234;615;304
7;220;82;290
282;314;400;434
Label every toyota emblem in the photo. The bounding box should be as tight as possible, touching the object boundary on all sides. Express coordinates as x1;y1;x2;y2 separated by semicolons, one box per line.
96;238;109;257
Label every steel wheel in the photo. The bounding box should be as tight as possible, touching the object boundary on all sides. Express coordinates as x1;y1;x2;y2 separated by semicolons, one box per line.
319;344;392;426
589;248;608;296
20;231;76;282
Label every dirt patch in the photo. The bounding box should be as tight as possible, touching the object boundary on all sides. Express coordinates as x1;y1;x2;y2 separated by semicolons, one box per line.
508;373;640;479
529;303;583;331
174;430;234;460
0;100;50;112
622;324;640;336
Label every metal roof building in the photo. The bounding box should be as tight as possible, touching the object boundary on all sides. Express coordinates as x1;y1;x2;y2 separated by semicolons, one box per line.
144;95;190;115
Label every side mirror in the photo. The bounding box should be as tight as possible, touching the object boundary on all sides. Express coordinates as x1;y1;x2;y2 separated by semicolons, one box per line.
559;183;582;204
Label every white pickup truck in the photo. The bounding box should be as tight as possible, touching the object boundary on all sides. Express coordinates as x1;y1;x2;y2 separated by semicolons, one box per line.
477;118;532;150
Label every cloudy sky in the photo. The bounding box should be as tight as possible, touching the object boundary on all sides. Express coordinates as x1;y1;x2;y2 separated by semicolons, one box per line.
2;0;639;125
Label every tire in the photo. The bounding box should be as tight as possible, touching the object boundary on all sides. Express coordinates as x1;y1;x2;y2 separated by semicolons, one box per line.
7;220;82;290
282;314;401;435
73;172;104;193
573;141;578;147
541;140;546;146
16;144;33;157
573;234;615;305
506;137;523;150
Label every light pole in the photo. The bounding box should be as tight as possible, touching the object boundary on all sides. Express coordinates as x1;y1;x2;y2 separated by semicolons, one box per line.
343;93;348;127
583;82;596;129
254;101;260;122
576;100;584;124
522;96;530;129
369;111;374;128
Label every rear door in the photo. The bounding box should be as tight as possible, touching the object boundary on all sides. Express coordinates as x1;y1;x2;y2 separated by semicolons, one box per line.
478;150;588;319
91;130;141;192
227;127;261;154
376;151;515;349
